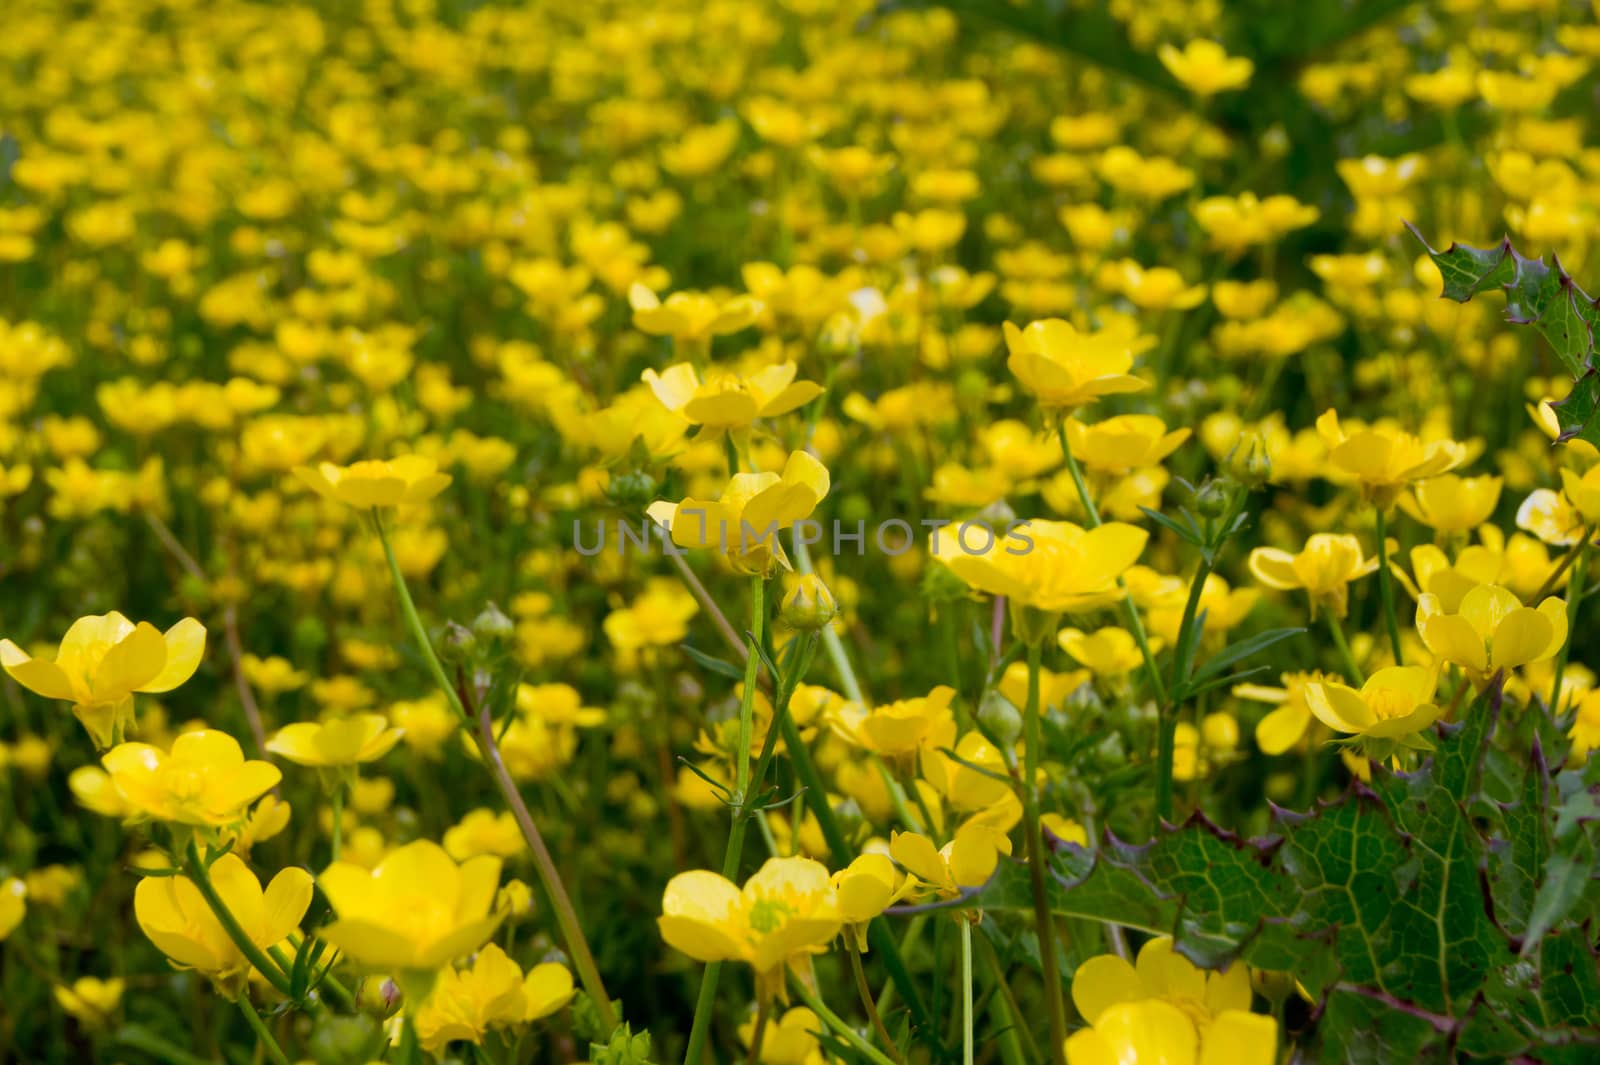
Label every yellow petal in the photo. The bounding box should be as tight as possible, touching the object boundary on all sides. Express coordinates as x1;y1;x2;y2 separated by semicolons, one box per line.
523;962;576;1020
260;868;314;946
1247;548;1301;590
1488;608;1554;670
139;618;207;693
1418;612;1488;673
91;622;167;701
1069;953;1142;1023
1304;682;1375;734
1198;1010;1278;1065
1255;704;1309;756
0;640;77;701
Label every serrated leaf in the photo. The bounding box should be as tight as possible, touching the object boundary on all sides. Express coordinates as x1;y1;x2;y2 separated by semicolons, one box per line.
953;683;1600;1057
1407;225;1600;444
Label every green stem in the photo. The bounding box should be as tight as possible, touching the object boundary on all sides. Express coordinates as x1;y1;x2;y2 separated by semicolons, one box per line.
1549;539;1590;713
1373;509;1405;665
849;943;903;1063
1021;643;1069;1065
745;998;769;1065
960;918;975;1065
182;842;292;997
329;784;343;863
237;997;290;1065
775;711;936;1042
684;578;766;1065
371;511;616;1034
1325;610;1365;685
977;933;1039;1065
399;1014;423;1065
790;977;899;1065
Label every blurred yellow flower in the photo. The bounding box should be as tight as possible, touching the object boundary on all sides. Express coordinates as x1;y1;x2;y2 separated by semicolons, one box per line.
1003;319;1147;411
642;361;823;434
266;714;404;769
935;519;1147;614
1158;40;1254;96
294;455;452;508
1248;533;1382;618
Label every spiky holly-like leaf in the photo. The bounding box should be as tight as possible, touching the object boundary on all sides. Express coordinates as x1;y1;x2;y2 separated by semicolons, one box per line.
964;680;1600;1057
1407;224;1600;447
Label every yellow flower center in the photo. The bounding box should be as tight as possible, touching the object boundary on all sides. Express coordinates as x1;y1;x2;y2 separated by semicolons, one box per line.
747;897;794;934
1367;688;1413;721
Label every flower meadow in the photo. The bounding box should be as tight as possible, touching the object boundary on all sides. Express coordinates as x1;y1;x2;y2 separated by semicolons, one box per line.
6;0;1600;1062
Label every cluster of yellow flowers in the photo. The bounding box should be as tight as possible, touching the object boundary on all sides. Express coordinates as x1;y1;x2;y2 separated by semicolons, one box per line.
3;0;1599;1061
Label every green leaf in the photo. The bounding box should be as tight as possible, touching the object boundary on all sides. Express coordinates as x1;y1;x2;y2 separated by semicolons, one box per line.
678;643;745;682
956;684;1600;1057
1407;225;1600;442
1185;627;1306;690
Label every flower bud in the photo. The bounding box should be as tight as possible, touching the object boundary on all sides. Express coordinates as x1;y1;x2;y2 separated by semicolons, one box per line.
977;690;1023;745
1194;478;1233;519
438;621;476;663
1227;432;1272;490
471;602;514;642
606;469;657;506
781;574;839;630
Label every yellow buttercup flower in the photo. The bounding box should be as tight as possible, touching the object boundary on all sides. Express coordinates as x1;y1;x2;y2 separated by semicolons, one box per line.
1305;667;1442;745
1063;415;1190;475
1;612;206;748
647;451;831;575
642;361;823;435
318;840;505;984
135;854;312;995
411;944;574;1053
1066;998;1277;1065
53;977;125;1029
1003;319;1148;412
889;823;1012;899
1158;40;1255;96
266;713;404;769
1405;543;1501;613
1400;473;1502;532
1236;671;1338;755
1070;937;1273;1065
829;853;914;950
1416;584;1568;683
829;685;955;757
629;282;758;343
934;519;1148;615
1059;626;1159;679
1248;533;1382;619
658;857;841;1002
293;455;452;509
740;1006;826;1065
103;731;281;827
1315;410;1466;507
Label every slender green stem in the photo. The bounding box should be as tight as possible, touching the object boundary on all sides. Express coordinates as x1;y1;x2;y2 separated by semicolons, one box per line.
1373;509;1405;665
745;998;769;1065
237;997;290;1065
1021;642;1069;1065
182;842;292;997
790;977;899;1065
960;918;975;1065
684;578;766;1065
1532;525;1594;602
1549;539;1589;712
329;784;343;863
977;933;1039;1065
371;511;616;1033
849;942;903;1062
399;1014;423;1065
1325;610;1365;685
